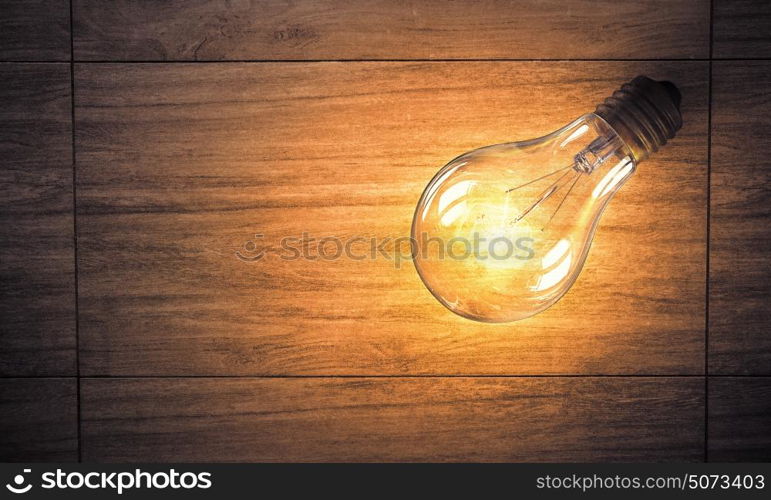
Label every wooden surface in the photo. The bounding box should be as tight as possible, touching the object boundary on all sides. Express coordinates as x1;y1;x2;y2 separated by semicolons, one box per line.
710;61;771;375
1;0;770;463
0;379;78;461
75;62;707;376
73;0;710;60
0;64;76;376
82;377;703;462
0;0;70;61
713;0;771;58
709;378;771;461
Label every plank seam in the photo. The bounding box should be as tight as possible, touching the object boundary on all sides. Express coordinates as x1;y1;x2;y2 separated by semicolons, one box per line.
15;58;771;63
3;374;770;379
704;0;715;464
69;0;82;464
3;58;771;64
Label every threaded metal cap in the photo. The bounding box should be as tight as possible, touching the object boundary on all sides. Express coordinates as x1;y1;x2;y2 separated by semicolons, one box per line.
595;76;682;163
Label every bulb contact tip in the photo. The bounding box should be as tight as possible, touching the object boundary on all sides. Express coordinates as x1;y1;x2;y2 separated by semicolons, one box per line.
658;80;682;109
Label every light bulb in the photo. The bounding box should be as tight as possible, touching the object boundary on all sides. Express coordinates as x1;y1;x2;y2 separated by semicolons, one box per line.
412;76;682;322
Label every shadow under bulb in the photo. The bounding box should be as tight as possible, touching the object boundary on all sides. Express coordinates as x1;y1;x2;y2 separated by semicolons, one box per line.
412;76;683;322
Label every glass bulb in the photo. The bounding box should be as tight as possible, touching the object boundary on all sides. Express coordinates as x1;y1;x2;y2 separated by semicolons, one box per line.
412;76;683;322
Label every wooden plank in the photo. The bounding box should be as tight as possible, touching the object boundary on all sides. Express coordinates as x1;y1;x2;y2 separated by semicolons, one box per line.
73;0;709;61
0;378;78;461
0;0;70;61
709;377;771;462
81;377;703;462
0;64;75;376
76;62;708;376
709;62;771;375
713;0;771;58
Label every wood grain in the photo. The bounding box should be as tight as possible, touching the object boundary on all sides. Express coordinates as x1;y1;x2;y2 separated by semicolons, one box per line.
709;377;771;462
709;62;771;375
4;0;751;463
0;64;75;376
73;0;710;61
81;377;703;462
0;0;70;61
713;0;771;58
0;378;78;461
75;61;708;376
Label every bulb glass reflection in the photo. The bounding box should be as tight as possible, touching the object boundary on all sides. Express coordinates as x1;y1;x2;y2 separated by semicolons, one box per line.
412;114;635;322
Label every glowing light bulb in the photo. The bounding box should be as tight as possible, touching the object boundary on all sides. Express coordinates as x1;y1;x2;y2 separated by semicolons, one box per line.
412;76;682;322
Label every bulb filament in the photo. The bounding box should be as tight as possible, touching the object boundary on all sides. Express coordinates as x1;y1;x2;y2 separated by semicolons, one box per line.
506;136;618;229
